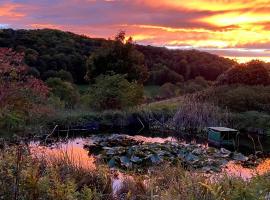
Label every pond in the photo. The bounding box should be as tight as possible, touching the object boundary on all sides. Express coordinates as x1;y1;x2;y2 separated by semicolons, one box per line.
29;130;270;180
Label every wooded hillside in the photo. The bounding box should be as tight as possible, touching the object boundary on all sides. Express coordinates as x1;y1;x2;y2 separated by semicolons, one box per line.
0;29;236;84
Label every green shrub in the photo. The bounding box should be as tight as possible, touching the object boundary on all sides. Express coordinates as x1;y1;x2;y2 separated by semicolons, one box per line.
85;74;144;111
180;76;210;94
196;85;270;112
147;64;184;85
231;111;270;134
46;78;80;108
159;82;179;98
56;70;74;82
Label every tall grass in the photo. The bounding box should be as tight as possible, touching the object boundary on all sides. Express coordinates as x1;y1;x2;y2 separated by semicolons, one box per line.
0;145;112;200
173;96;230;134
116;164;270;200
1;145;270;199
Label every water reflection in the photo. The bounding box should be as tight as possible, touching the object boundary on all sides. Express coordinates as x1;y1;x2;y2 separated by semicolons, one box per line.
224;159;270;179
131;135;176;143
30;134;270;180
30;138;96;170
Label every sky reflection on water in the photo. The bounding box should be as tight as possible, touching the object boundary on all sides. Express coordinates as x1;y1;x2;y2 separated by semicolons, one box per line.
30;134;270;180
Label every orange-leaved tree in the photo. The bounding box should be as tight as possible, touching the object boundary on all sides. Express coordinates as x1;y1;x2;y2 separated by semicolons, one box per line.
0;48;51;131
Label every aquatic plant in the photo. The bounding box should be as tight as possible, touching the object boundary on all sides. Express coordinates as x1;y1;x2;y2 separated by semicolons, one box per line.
173;96;230;134
85;135;249;172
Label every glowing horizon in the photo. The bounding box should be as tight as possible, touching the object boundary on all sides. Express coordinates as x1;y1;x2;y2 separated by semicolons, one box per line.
0;0;269;62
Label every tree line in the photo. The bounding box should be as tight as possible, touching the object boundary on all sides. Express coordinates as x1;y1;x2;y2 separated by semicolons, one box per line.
0;28;236;85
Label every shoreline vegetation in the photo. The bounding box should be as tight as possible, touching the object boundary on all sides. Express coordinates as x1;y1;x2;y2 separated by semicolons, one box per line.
20;93;270;139
1;145;270;200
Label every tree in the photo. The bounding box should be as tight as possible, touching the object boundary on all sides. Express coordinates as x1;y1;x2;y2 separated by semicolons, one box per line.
159;83;179;98
195;85;270;112
56;70;74;82
42;69;74;82
0;48;50;130
86;31;149;84
85;74;144;110
217;60;270;85
46;78;79;108
136;45;235;81
147;63;184;85
0;29;236;84
0;29;104;84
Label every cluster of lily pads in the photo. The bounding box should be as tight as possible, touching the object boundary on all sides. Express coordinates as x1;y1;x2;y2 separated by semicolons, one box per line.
84;134;249;172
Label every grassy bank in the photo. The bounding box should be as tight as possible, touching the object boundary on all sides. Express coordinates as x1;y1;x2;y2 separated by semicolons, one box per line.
19;95;270;138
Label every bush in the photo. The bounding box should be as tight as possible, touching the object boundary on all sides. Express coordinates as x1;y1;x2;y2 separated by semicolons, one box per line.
147;64;184;85
57;69;74;82
231;111;270;135
46;78;79;108
196;85;270;112
159;83;179;98
27;67;40;77
0;48;52;131
217;60;270;86
117;164;270;200
178;76;209;94
42;70;74;82
85;74;144;111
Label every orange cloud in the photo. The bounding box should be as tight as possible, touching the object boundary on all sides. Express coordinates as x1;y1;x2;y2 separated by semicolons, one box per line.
0;0;270;62
30;23;64;30
0;3;25;18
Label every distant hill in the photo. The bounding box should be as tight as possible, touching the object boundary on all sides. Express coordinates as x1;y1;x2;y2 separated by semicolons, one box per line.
136;45;236;84
0;29;105;84
0;28;236;84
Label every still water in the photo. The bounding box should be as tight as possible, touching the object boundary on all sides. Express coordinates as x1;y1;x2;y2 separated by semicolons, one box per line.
29;130;270;180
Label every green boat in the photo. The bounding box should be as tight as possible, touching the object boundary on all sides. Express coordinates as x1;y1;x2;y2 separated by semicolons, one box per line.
208;127;239;147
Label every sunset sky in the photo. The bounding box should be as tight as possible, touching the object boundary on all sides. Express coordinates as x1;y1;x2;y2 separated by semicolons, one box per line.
0;0;270;62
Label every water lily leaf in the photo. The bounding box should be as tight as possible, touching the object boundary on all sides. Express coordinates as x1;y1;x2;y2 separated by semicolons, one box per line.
108;158;116;168
185;153;199;162
127;147;133;156
106;149;115;155
120;156;131;168
130;156;142;163
99;142;107;147
233;153;248;162
148;154;162;164
192;148;203;155
220;148;231;155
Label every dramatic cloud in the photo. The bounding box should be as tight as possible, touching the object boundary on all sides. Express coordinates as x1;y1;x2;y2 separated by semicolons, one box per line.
0;0;270;62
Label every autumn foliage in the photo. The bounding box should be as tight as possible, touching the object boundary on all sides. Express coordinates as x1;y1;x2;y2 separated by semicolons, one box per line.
0;48;51;130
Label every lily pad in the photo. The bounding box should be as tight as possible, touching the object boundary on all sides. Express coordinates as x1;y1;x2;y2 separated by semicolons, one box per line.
148;154;162;164
233;152;248;162
84;134;252;172
130;156;142;163
108;158;116;168
119;156;132;168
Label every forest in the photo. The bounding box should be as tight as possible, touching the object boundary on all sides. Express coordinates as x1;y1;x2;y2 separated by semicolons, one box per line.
0;29;235;84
